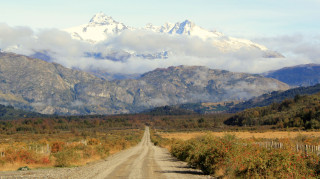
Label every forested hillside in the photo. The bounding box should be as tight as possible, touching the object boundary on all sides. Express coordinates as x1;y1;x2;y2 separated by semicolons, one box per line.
0;104;43;120
225;93;320;129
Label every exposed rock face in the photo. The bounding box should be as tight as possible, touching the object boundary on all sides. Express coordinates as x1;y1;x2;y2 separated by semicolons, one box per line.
0;52;289;115
0;52;99;114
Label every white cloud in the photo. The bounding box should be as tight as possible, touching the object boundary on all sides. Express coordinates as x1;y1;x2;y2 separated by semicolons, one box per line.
0;24;319;76
254;34;320;67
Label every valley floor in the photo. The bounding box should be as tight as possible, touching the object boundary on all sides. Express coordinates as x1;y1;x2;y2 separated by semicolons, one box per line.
0;127;211;179
160;131;320;140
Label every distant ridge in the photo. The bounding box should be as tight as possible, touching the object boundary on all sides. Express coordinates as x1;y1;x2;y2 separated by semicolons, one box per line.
229;83;320;112
143;83;320;114
263;64;320;87
0;52;289;115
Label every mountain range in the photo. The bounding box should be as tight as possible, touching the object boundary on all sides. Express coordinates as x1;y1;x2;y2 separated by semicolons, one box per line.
263;64;320;87
64;13;283;59
1;12;318;116
0;12;287;81
145;83;320;115
0;52;289;115
230;83;320;112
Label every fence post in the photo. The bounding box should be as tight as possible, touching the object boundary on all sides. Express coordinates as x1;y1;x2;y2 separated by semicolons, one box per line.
47;143;49;154
305;145;308;154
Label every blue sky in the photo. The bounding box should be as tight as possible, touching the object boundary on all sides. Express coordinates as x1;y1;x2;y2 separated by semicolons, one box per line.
0;0;319;38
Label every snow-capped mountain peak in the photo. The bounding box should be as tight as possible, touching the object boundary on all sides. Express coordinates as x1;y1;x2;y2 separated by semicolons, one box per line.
144;23;158;31
64;13;280;57
144;22;175;33
166;20;223;40
65;13;129;43
169;20;195;35
89;13;117;25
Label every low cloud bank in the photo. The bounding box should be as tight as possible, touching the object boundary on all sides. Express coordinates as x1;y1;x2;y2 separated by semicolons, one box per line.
0;23;319;75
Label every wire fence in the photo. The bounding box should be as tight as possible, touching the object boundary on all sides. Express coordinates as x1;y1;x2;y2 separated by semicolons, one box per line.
255;141;320;155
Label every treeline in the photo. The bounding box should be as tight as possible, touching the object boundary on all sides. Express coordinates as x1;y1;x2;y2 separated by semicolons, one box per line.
0;113;233;134
225;93;320;129
142;105;196;115
148;114;231;131
0;104;44;120
143;102;237;115
0;115;148;134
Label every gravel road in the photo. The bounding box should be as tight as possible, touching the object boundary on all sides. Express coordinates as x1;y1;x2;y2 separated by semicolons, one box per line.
0;127;212;178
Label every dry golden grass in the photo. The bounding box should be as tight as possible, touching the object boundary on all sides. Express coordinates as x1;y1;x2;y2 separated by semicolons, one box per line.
0;129;143;171
109;148;124;155
160;131;320;140
72;155;101;166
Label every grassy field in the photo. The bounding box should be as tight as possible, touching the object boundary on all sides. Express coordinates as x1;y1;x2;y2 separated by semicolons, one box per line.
0;129;144;171
159;131;320;140
0;116;146;171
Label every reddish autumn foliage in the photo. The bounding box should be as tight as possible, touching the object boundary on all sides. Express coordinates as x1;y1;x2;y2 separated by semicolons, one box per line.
51;141;65;153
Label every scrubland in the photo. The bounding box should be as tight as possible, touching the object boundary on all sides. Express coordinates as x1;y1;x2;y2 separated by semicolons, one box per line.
152;130;320;178
160;131;320;140
0;116;144;171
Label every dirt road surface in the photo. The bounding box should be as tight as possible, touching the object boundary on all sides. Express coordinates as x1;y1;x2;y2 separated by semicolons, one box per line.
0;127;212;178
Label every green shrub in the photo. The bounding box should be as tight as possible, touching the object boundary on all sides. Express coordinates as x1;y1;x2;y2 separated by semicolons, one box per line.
170;135;320;178
171;140;194;161
95;145;110;158
0;158;5;166
83;146;95;159
53;148;80;167
150;130;170;147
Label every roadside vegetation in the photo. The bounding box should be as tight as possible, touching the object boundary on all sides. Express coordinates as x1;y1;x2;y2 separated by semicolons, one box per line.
151;131;320;178
149;91;320;177
0;116;144;171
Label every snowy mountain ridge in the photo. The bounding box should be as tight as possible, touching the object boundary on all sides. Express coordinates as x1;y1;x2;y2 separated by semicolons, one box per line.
65;13;130;43
64;13;269;52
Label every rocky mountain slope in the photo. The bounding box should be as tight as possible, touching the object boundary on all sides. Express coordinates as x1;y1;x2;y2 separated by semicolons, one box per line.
0;52;289;115
146;83;320;114
0;52;101;114
229;83;320;112
263;64;320;87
